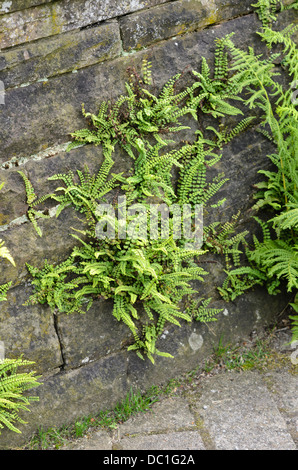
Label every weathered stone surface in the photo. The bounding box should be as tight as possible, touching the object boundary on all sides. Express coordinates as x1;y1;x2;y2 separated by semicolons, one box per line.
0;21;122;89
56;299;132;369
0;0;170;49
0;1;53;15
0;138;133;227
203;127;277;226
61;429;113;450
120;0;254;50
0;283;62;373
0;14;267;163
0;352;128;449
126;286;288;391
264;369;298;447
0;170;28;225
117;430;205;450
0;205;85;286
119;397;197;435
0;61;125;163
193;371;296;450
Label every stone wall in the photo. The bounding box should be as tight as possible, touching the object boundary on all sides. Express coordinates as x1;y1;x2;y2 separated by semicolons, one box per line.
0;0;297;448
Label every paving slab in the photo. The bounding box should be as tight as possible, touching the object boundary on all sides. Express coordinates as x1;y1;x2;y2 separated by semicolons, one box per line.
190;370;296;450
61;430;113;450
118;397;196;437
263;369;298;447
116;431;205;450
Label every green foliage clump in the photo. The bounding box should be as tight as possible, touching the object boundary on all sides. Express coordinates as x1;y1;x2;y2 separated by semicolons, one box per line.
20;0;298;360
23;35;256;363
23;150;213;363
66;59;201;158
217;1;298;341
252;0;280;26
0;358;41;435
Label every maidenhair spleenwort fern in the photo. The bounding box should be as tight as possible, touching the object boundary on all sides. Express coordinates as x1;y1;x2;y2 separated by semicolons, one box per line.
22;40;258;362
66;67;201;158
21;29;267;363
21;1;298;359
24;158;211;363
218;1;298;342
17;171;52;237
0;358;41;435
251;0;280;26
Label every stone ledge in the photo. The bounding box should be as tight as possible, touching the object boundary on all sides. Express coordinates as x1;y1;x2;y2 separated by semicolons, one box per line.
0;21;122;89
0;0;170;49
119;0;254;51
0;1;53;16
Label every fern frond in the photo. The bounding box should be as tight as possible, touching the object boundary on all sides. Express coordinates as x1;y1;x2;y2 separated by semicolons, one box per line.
0;240;15;267
252;0;279;26
248;240;298;291
271;206;298;231
0;358;41;434
17;171;37;205
0;282;12;302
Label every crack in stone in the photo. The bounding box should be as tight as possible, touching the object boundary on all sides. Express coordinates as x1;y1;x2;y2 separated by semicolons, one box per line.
0;205;59;232
53;310;67;371
1;142;71;170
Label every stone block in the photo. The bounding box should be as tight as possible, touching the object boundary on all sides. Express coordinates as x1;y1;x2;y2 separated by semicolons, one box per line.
0;62;125;163
119;0;254;50
0;1;52;15
0;351;128;449
0;136;133;227
0;0;170;49
194;371;296;450
0;169;28;225
0;282;62;373
202;127;277;226
55;299;133;369
0;205;85;286
0;21;122;89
